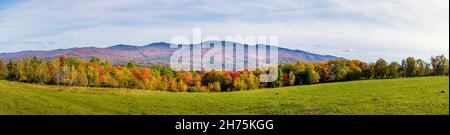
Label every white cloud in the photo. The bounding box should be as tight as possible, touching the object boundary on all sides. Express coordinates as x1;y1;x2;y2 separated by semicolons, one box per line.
0;0;448;62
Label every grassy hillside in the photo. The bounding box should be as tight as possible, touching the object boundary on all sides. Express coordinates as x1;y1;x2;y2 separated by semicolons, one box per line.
0;76;448;115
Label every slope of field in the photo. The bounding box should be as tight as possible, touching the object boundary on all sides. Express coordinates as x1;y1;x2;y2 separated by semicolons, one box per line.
0;77;448;115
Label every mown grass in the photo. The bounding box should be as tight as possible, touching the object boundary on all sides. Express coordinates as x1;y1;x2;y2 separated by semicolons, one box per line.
0;76;448;115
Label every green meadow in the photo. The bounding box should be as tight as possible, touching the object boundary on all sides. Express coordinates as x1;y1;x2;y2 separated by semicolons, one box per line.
0;76;448;115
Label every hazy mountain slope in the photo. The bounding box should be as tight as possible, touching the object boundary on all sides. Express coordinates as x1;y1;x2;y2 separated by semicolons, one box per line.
0;41;343;65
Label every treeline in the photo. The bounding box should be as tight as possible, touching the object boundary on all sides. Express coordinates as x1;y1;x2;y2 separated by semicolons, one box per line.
0;55;448;92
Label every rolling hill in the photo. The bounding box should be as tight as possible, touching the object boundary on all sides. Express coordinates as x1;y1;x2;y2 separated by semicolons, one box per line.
0;41;342;66
0;76;448;115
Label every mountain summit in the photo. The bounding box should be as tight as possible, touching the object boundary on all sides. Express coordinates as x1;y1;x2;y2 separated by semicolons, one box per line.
0;41;343;65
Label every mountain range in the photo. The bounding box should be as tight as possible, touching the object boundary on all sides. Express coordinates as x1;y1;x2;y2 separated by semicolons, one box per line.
0;41;343;65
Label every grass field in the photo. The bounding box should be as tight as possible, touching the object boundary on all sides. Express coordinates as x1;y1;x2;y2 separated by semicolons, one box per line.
0;76;448;115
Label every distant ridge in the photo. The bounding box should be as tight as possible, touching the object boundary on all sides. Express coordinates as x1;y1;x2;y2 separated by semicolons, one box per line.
0;41;343;65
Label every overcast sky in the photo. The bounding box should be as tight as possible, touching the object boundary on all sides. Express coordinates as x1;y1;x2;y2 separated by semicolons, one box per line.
0;0;448;62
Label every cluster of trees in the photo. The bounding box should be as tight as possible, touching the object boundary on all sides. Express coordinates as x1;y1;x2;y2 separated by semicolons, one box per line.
275;55;448;87
0;55;448;92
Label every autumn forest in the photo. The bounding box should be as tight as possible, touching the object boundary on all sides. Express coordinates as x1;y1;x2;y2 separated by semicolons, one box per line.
0;55;448;92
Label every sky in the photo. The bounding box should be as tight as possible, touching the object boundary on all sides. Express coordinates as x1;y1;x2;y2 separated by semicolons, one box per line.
0;0;448;62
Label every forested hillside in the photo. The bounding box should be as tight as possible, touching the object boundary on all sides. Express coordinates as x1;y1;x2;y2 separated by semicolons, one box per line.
0;55;448;92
